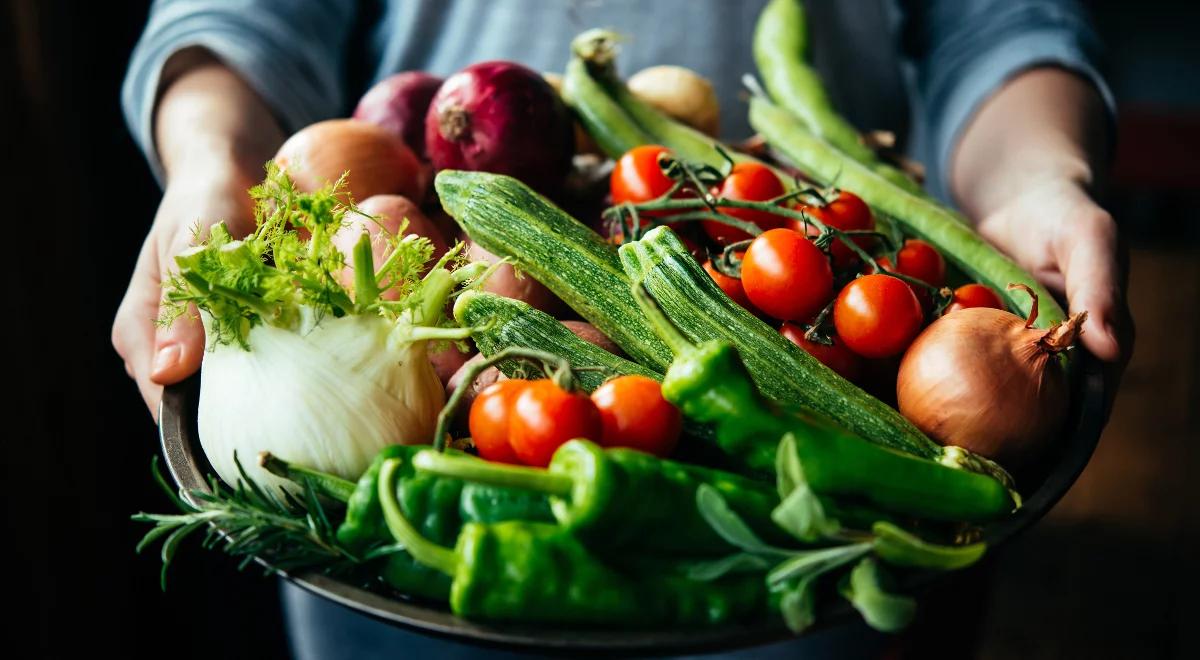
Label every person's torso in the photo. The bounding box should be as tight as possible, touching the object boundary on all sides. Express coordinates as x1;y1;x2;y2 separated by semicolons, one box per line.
346;0;909;142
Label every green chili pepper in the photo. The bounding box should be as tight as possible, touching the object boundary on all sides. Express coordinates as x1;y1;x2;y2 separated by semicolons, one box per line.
263;447;553;602
412;439;787;556
378;458;767;625
632;287;1018;523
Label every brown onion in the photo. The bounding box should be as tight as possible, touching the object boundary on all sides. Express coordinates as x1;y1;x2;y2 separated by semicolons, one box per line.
275;119;425;203
896;284;1086;467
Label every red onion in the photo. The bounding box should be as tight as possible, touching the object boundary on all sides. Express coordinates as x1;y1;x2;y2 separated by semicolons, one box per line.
897;284;1086;467
353;72;443;159
425;61;573;194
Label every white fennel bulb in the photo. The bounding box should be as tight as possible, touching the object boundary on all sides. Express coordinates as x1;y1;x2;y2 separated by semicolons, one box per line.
198;311;444;491
163;165;485;491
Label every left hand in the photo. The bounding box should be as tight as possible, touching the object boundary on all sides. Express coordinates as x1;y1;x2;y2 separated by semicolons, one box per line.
974;177;1134;399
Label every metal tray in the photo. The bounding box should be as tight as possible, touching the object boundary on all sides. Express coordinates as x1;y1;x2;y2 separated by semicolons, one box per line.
157;353;1105;654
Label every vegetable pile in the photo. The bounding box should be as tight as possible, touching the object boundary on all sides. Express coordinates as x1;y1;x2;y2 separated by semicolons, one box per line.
135;0;1086;643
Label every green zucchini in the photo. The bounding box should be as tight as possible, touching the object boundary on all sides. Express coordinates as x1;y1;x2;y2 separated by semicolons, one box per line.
564;30;793;182
454;290;661;391
748;96;1066;328
434;169;673;371
753;0;924;196
620;225;946;461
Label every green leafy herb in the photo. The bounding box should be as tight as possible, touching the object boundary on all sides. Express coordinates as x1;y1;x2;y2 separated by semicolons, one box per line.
871;521;986;571
132;456;358;590
771;433;840;541
839;558;917;633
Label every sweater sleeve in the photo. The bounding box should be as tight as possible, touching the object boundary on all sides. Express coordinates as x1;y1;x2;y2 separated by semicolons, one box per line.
897;0;1115;202
121;0;357;183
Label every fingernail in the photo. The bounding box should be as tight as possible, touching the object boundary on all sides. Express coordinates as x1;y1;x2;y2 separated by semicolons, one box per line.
152;344;182;377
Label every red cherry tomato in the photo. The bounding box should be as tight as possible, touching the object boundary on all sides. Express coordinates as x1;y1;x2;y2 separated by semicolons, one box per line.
704;163;788;245
780;322;862;381
741;229;834;321
945;283;1004;314
590;375;682;457
703;255;752;309
797;191;874;267
508;380;603;467
611;145;675;208
833;274;924;358
467;380;529;464
894;239;946;287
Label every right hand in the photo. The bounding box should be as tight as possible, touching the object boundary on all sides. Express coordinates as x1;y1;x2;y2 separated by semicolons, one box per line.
112;163;258;419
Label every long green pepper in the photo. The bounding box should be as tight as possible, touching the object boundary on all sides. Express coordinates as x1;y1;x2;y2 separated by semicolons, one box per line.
377;458;767;626
630;281;1018;523
413;439;789;556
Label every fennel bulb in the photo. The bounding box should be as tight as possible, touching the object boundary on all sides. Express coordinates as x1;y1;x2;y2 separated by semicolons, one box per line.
162;166;483;491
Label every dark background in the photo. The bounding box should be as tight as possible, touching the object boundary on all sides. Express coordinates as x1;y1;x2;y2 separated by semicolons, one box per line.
6;1;1197;658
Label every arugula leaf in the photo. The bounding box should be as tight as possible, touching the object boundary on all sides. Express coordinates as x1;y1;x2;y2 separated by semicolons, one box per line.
839;558;917;633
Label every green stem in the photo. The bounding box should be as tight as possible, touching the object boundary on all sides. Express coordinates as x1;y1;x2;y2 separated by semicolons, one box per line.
377;458;459;576
430;346;577;451
412;450;574;498
258;452;356;503
767;542;872;586
352;232;380;309
417;268;455;327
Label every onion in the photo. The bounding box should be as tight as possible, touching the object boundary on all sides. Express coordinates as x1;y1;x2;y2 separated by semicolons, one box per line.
628;65;720;137
332;195;448;298
896;284;1087;467
466;241;564;315
353;72;444;159
275;119;425;203
425;61;573;194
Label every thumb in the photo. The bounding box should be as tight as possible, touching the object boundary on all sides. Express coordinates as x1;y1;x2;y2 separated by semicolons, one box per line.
1059;213;1126;363
150;303;205;385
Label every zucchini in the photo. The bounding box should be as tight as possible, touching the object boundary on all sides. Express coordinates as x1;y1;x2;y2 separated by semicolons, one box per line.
454;290;661;391
748;96;1067;328
564;30;793;182
434;169;673;371
620;226;945;461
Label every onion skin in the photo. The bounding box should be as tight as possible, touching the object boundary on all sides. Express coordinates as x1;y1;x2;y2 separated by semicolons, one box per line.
353;72;444;159
331;194;448;299
897;304;1086;467
425;61;573;195
275;119;425;203
466;241;564;315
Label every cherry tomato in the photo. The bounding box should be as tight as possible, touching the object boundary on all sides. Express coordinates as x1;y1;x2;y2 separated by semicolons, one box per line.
797;191;874;268
611;145;676;207
508;380;603;467
945;283;1004;314
590;376;682;457
894;239;945;287
780;322;862;381
741;229;834;321
467;379;529;463
833;274;924;358
704;163;788;245
703;255;752;309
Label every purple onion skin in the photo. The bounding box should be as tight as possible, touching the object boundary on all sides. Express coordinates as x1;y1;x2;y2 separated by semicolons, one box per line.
425;61;574;195
354;72;444;160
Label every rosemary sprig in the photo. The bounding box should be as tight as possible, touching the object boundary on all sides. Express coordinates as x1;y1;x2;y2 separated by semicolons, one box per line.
132;455;359;590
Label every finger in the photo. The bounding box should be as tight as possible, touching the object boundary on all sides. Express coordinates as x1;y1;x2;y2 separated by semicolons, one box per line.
151;231;208;385
1058;213;1124;363
112;237;168;419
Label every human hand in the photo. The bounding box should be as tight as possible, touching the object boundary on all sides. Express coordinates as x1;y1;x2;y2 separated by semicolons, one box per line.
974;177;1134;399
112;164;258;418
